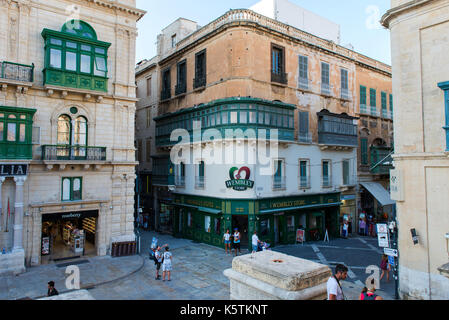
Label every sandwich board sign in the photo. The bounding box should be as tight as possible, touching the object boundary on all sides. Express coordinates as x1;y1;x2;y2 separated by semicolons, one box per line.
296;229;305;245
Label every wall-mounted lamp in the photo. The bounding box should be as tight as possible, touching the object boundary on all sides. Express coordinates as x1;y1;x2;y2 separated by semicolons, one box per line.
411;228;419;245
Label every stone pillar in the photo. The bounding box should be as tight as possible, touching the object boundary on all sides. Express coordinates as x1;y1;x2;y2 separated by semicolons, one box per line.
0;177;5;231
12;176;26;252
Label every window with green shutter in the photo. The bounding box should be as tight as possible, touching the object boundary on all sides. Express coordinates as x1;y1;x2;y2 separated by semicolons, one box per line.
381;92;387;117
370;89;377;107
0;106;36;160
390;94;394;112
360;86;367;105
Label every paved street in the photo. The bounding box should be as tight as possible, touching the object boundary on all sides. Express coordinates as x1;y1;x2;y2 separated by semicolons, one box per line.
88;231;395;300
1;230;395;300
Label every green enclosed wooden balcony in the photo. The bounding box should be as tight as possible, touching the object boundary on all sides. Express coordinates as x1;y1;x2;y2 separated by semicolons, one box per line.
155;97;296;147
370;146;393;175
0;106;36;160
42;145;106;161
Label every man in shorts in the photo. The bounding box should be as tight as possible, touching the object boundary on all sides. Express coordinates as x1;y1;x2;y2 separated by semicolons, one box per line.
154;246;163;280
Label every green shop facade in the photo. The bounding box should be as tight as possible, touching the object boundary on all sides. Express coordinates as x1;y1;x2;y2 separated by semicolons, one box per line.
170;192;341;249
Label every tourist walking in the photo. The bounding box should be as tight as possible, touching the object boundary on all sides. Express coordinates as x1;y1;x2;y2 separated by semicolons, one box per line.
47;281;59;297
162;247;173;281
233;228;241;256
360;279;384;300
342;220;349;239
251;231;260;254
359;218;366;236
327;264;348;300
379;254;390;282
223;229;232;255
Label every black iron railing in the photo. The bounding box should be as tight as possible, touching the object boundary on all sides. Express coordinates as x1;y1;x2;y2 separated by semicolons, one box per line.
42;145;107;161
271;71;288;85
193;75;206;89
1;61;34;82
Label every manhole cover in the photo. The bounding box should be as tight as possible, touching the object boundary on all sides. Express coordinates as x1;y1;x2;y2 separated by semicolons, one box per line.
272;259;284;264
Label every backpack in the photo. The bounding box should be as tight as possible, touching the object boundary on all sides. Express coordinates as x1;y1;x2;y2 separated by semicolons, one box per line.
361;292;378;301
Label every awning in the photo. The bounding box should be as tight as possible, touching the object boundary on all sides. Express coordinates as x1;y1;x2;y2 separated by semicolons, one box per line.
173;203;221;215
259;202;342;215
360;182;395;207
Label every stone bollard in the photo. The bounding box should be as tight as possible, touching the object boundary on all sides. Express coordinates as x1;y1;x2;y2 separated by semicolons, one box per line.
223;251;332;300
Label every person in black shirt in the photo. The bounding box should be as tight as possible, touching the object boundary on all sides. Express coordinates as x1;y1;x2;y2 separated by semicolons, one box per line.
47;281;59;297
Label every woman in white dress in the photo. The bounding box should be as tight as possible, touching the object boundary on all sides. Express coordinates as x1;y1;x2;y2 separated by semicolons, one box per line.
162;246;173;281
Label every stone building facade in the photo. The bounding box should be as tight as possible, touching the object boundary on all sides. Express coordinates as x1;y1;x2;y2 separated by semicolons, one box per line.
136;8;392;248
382;0;449;300
0;0;145;274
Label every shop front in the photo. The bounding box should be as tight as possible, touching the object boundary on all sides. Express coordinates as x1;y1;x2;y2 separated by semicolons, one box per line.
41;210;98;263
172;192;341;250
341;194;357;235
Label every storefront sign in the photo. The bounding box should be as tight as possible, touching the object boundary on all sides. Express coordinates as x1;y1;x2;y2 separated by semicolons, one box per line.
390;169;404;202
0;164;28;176
226;167;254;191
42;210;99;222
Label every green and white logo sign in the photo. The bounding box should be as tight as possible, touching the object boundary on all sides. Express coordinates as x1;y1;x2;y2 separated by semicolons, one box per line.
226;167;254;191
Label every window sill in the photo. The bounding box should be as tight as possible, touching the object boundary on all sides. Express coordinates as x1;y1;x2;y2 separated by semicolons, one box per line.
192;85;206;93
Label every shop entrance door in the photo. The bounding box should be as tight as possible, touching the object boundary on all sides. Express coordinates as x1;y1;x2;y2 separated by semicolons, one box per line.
232;215;248;250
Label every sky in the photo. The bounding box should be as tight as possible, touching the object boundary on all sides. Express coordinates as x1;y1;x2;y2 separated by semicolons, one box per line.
135;0;391;65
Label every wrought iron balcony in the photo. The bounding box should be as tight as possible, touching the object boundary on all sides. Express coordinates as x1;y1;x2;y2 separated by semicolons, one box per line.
195;176;205;189
193;76;206;89
371;107;380;117
341;88;350;100
175;82;187;96
1;61;34;83
299;176;311;189
298;77;309;90
298;132;312;144
273;176;286;190
175;175;185;187
360;104;369;115
322;176;332;188
321;83;331;96
42;145;106;161
271;71;288;85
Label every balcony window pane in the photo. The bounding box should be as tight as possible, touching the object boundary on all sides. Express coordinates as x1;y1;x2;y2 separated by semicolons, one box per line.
95;47;105;54
7;123;16;142
66;41;77;49
94;56;107;77
222;112;228;125
66;51;77;71
19;124;25;142
50;49;62;68
240;111;247;124
74;117;87;146
81;44;91;52
249;111;257;124
230;112;238;124
80;55;91;73
50;38;62;46
265;113;270;125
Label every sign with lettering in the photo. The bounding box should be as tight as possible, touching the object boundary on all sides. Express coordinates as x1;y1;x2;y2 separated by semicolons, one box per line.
384;248;398;258
226;167;254;191
42;210;99;222
296;229;305;243
0;164;28;176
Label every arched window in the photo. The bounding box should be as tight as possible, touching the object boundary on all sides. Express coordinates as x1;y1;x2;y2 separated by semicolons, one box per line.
57;115;71;145
74;116;87;146
62;20;98;40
